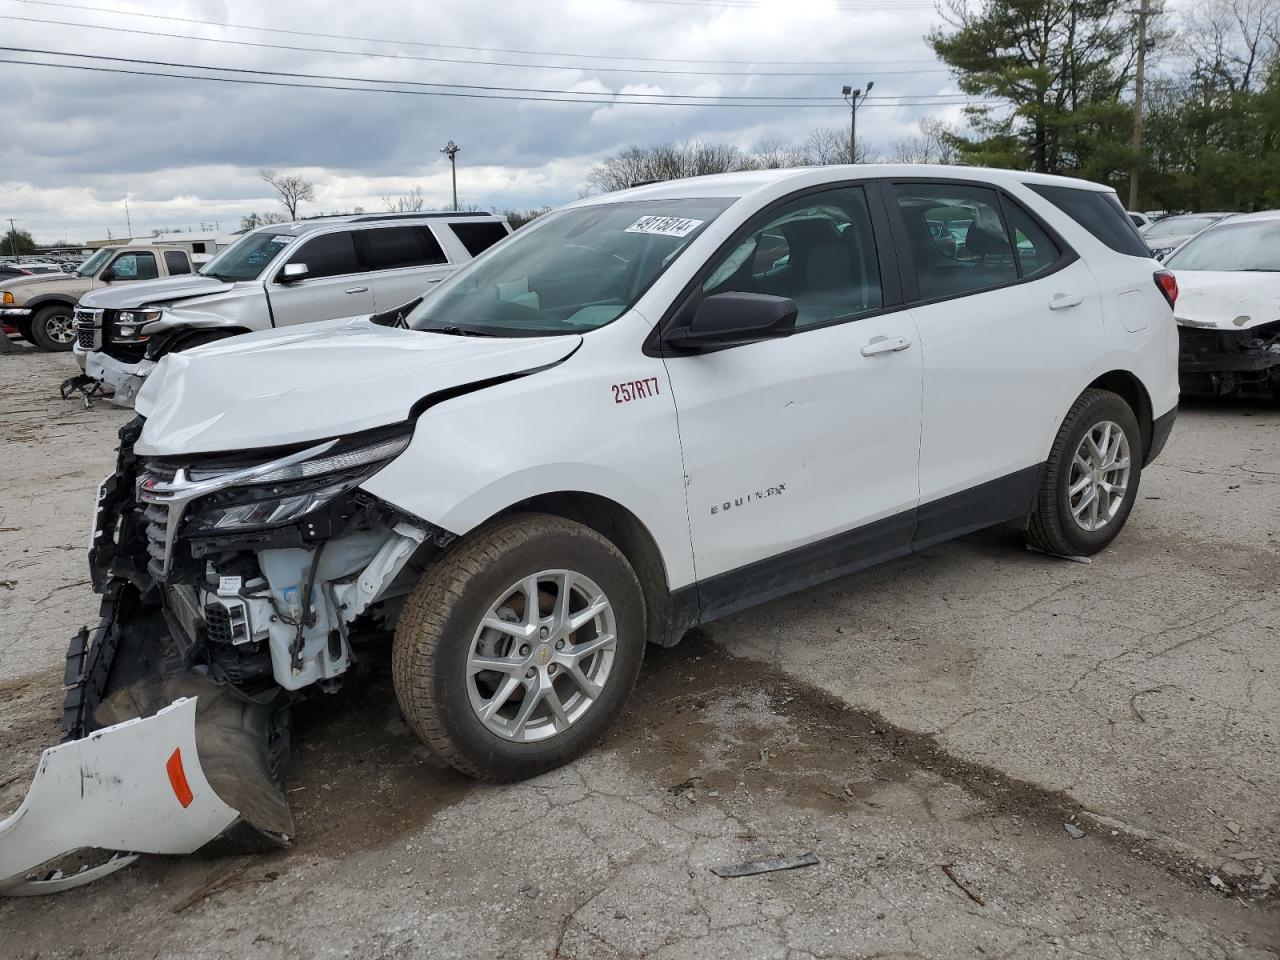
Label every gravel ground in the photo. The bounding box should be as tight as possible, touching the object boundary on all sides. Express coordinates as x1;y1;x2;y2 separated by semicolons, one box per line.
1;345;1277;959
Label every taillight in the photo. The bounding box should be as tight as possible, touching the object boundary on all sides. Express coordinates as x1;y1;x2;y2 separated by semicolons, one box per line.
1154;270;1177;309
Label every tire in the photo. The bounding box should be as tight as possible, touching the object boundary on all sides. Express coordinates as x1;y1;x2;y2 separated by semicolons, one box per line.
393;513;646;782
15;319;35;344
30;304;76;351
1027;388;1143;557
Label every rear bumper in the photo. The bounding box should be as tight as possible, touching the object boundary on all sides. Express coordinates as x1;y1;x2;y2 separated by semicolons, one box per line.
1146;406;1176;465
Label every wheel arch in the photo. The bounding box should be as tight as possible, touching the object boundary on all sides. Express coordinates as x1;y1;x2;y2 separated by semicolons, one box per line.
480;491;677;649
1086;369;1153;463
26;295;78;313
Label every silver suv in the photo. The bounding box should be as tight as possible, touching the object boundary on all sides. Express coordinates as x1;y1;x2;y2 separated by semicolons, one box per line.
69;212;511;406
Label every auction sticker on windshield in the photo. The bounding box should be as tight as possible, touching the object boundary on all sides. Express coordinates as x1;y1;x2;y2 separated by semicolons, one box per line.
625;216;705;238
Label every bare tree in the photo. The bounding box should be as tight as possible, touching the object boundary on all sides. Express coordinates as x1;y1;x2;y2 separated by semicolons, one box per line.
804;127;879;165
751;138;809;168
382;186;426;213
890;117;961;164
1179;0;1280;91
259;169;316;220
240;210;289;231
587;141;755;193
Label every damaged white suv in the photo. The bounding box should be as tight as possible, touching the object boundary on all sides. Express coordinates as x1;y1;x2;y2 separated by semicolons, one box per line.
3;166;1179;892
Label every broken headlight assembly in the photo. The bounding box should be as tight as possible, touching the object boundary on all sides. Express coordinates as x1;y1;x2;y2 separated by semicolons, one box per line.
182;431;413;535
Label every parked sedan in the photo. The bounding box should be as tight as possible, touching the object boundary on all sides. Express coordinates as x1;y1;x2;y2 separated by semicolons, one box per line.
1165;210;1280;399
1143;212;1238;259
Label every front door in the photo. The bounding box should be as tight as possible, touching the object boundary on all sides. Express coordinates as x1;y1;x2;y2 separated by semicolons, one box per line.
661;184;923;618
267;230;375;326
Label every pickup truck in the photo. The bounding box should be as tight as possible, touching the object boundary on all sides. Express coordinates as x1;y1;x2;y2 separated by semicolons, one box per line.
0;245;195;351
68;212;511;406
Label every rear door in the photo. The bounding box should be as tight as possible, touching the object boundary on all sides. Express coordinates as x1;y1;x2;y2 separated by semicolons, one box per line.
359;224;452;312
886;179;1105;544
266;230;374;326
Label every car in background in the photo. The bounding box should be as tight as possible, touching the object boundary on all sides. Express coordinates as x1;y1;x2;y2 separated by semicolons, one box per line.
69;211;512;406
1128;211;1155;232
1143;212;1238;259
0;245;197;351
1164;210;1280;399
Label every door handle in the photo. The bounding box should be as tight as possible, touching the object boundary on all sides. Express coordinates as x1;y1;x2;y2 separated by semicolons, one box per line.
425;277;444;284
344;286;369;295
860;335;912;357
1049;293;1084;310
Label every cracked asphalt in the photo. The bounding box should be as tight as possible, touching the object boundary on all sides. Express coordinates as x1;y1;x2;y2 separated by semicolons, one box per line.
2;348;1278;959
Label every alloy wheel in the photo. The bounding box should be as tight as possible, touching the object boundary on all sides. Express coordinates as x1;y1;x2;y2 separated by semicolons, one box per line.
43;312;75;345
1068;420;1131;532
466;569;617;743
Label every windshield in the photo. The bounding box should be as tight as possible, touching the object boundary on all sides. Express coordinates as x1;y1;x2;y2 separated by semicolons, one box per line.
76;248;113;277
1165;221;1280;272
1146;215;1222;238
199;230;295;282
407;197;735;336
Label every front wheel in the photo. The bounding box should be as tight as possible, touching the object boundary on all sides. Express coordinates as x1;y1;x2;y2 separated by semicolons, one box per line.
392;514;646;782
31;304;77;351
1026;388;1143;557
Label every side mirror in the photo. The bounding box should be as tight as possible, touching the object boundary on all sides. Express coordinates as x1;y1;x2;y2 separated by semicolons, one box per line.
664;292;798;350
99;267;115;282
280;263;309;283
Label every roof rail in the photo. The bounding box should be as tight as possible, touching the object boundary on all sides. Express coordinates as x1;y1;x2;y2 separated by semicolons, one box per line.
348;211;493;222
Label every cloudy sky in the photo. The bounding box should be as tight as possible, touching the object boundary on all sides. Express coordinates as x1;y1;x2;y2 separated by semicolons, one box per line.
1;0;979;243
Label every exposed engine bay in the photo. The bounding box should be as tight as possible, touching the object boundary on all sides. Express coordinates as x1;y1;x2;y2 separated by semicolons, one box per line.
1;416;443;894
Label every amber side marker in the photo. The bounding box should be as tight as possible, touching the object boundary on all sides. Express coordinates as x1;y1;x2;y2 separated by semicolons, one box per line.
165;747;194;808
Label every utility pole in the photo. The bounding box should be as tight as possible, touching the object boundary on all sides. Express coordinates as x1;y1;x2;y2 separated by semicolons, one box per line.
7;218;17;260
841;81;874;162
440;140;460;210
124;201;133;239
1129;0;1153;211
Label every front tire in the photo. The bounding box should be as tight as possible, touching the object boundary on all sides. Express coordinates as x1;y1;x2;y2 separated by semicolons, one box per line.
31;304;77;351
1027;388;1143;557
392;514;646;782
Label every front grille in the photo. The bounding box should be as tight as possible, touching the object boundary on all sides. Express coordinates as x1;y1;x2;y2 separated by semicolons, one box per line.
75;307;102;350
139;462;177;581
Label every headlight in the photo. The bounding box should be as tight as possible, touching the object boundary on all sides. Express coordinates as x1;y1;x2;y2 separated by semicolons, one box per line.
118;309;162;324
179;430;412;535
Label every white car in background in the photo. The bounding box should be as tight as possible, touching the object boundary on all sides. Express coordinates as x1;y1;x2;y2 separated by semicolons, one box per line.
1165;210;1280;399
2;164;1179;893
1143;212;1238;259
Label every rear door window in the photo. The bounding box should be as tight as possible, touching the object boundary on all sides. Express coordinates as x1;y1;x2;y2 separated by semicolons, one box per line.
892;183;1018;300
1002;201;1061;279
163;250;191;275
361;225;447;270
1028;184;1149;257
288;231;361;279
448;221;510;257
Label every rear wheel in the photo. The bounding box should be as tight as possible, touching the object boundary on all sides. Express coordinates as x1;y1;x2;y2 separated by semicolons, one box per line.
31;304;76;351
1027;388;1143;557
393;514;646;782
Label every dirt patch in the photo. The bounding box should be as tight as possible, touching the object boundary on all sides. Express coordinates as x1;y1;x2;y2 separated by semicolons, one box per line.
0;668;63;813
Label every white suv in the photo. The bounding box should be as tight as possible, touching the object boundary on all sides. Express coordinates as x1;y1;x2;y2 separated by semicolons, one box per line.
27;166;1177;869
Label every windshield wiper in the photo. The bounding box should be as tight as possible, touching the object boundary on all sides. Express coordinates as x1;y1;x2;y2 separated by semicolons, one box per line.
423;325;498;337
201;271;235;282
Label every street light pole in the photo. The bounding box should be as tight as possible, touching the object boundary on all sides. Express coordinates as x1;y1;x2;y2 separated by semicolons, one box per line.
440;140;460;211
841;81;874;162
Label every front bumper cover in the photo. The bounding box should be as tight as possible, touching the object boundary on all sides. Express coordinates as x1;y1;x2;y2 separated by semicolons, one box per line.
0;697;238;895
84;352;156;408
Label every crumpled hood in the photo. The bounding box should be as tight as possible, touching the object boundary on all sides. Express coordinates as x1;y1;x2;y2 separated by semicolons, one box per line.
134;317;581;455
1171;270;1280;331
79;275;236;310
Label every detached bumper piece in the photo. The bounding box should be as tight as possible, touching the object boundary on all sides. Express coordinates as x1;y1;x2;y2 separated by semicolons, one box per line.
1178;320;1280;399
0;698;237;896
60;373;107;409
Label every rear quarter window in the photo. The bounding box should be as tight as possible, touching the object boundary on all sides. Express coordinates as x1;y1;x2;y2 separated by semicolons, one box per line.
448;221;511;257
1029;184;1150;258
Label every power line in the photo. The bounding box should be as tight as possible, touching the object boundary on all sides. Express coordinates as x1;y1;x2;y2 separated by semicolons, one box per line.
9;0;943;67
0;46;839;101
0;14;954;78
0;55;1004;109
